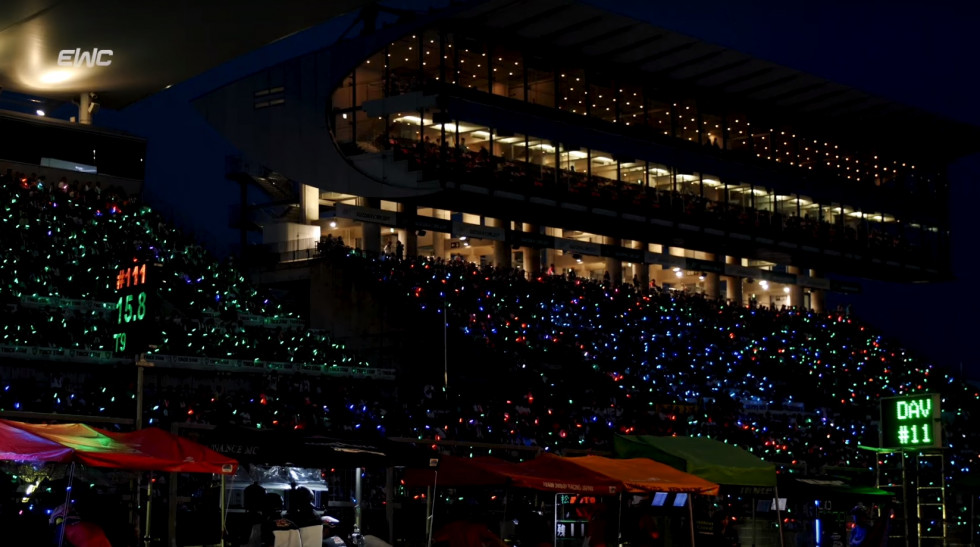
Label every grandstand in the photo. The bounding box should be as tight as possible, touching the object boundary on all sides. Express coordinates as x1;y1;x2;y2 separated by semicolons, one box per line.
0;1;979;547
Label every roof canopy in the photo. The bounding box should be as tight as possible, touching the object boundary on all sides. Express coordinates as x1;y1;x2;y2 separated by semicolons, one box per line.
613;435;776;488
565;455;719;495
452;0;979;159
0;0;374;107
0;419;238;475
780;476;894;500
404;453;719;495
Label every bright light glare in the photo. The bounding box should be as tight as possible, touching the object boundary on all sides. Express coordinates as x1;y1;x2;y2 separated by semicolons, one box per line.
39;70;72;84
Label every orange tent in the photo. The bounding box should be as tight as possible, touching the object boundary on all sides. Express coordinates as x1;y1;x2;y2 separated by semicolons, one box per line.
560;455;719;495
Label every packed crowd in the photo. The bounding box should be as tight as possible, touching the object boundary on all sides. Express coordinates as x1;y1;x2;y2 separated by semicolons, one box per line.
0;169;368;367
1;168;978;487
318;242;980;476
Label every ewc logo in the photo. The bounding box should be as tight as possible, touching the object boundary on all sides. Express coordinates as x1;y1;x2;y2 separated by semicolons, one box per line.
57;48;113;67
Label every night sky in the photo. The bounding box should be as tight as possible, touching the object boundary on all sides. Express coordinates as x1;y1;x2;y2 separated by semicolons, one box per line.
88;1;980;375
609;0;980;376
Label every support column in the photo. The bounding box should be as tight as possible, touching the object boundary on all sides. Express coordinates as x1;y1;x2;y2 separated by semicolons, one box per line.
665;246;685;285
401;203;418;260
703;253;721;301
358;197;382;256
726;256;744;307
788;266;805;310
636;241;650;291
810;269;826;313
433;230;450;260
78;92;93;125
605;237;622;286
300;184;319;223
524;223;542;275
489;218;511;269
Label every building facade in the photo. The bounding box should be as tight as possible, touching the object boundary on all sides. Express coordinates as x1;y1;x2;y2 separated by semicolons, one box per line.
196;0;967;312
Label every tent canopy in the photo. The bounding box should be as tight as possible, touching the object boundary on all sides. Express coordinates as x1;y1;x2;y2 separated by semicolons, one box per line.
405;453;719;495
564;455;720;495
403;455;513;488
780;476;895;500
0;419;238;475
506;454;623;495
404;454;620;494
613;435;775;488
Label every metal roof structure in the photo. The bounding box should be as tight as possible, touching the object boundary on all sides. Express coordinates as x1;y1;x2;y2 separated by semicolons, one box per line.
0;0;374;107
452;0;978;159
0;0;974;158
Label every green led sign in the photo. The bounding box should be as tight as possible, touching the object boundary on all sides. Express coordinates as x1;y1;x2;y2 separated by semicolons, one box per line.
111;262;157;355
879;394;941;450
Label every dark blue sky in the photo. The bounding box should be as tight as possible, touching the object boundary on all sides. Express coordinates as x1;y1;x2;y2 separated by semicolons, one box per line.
92;1;979;374
610;0;980;375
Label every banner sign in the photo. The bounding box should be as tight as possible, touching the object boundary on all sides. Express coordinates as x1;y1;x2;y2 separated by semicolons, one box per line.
336;204;396;225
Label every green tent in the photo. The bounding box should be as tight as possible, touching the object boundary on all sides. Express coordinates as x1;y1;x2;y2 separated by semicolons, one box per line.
613;435;776;488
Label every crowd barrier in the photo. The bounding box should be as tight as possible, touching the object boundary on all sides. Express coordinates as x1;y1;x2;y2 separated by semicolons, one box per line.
18;296;305;329
0;345;395;380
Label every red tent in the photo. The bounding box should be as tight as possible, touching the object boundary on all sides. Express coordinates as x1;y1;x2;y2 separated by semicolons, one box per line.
405;453;717;495
508;454;622;494
561;455;720;495
404;454;621;493
0;419;237;474
403;455;514;487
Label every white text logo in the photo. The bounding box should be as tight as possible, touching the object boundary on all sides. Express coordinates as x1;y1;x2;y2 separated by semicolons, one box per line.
57;48;113;67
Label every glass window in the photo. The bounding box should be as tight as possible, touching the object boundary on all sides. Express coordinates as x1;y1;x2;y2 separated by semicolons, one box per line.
842;207;861;241
702;175;724;203
756;188;775;213
649;163;672;191
442;30;458;86
457;121;486;153
799;138;818;172
675;172;700;197
773;193;795;222
619;84;643;128
421;29;441;84
752;129;772;161
455;34;488;92
772;128;796;165
390;112;421;143
332;72;354;111
676;99;699;143
645;96;672;137
388;34;419;95
798;195;818;220
333;104;353;143
558;144;587;174
727;183;754;210
355;110;385;151
491;44;524;100
589;75;617;124
850;151;873;185
419;114;444;147
590;149;617;182
526;56;555;107
701;111;723;149
558;68;587;116
355;49;386;104
726;114;752;155
526;138;555;167
619;158;646;186
494;131;526;163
